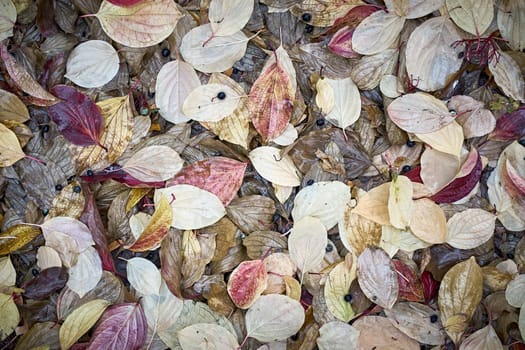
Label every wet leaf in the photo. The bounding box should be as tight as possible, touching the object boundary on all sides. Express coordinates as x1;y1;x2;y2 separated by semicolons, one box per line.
95;0;182;48
288;216;327;280
245;294;305;342
87;302;147;350
59;299;110;350
65;40;119;88
0;224;41;255
438;256;483;344
357;247;398;309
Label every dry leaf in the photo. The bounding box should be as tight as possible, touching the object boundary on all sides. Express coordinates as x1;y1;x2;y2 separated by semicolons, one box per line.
324;259;356;322
127;195;172;251
447;95;496;138
352;183;390;226
352;10;405;55
488;50;525;103
459;324;503;350
438;256;483;344
380;225;431;257
209;0;254;36
388;175;413;230
384;0;444;19
249;146;301;187
0;224;41;255
405;17;463;91
182;83;241;122
65;40;119;88
353;315;419;350
289;216;327;280
409;198;448;244
497;1;525;51
178;323;239;350
316;77;361;130
446;209;496;249
0;293;19;341
67;246;103;298
0;88;29;122
505;274;525;308
446;0;494;35
357;247;399;309
0;256;15;287
0;0;16;41
122;145;183;182
245;294;305;342
339;209;382;256
95;0;182;48
350;48;398;90
317;321;360;350
126;257;161;296
0;123;26;167
416;121;464;158
227;259;267;309
36;246;62;270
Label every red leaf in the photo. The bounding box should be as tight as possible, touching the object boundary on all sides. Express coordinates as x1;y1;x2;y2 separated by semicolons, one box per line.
105;0;145;6
80;165;165;188
331;4;382;31
328;26;359;58
249;57;294;141
80;184;116;273
392;260;424;302
48;85;106;149
167;157;247;205
227;259;267;309
489;106;525;141
421;271;439;303
405;166;423;183
87;303;147;350
430;151;482;203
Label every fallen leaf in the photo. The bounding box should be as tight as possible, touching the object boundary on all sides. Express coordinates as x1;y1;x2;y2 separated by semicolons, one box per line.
352;183;390;226
209;0;254;36
0;0;16;41
317;321;360;350
0;122;26;167
497;1;525;51
384;0;444;19
249;146;301;187
388;175;413;230
122;145;183;182
23;267;68;300
459;324;503;350
505;274;525;308
0;224;41;255
489;50;525;103
446;209;496;250
0;293;19;341
324;258;355;322
0;88;29;122
409;198;448;244
0;256;15;287
353;315;419;350
127;195;172;251
182;83;241;122
351;10;406;55
67;246;103;298
126;257;161;296
317;77;361;130
288;216;327;281
227;258;267;309
178;323;239;350
446;0;493;35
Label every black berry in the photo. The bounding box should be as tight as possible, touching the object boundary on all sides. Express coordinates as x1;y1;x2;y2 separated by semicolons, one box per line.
316;118;325;126
232;67;240;74
290;334;299;341
507;253;515;259
402;165;411;173
519;139;525;147
406;140;416;147
42;208;49;216
302;13;312;22
55;184;63;191
73;185;81;193
217;91;226;100
344;294;352;302
31;268;39;277
430;314;438;323
161;48;170;57
305;24;314;33
457;51;464;59
449;109;457;116
306;179;314;186
325;244;333;252
86;169;94;176
42;125;50;133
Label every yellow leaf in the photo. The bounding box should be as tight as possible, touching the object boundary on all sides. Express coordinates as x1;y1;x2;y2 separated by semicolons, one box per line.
283;275;301;301
0;88;29;122
47;181;85;220
352;183;391;226
125;188;151;213
438;256;483;344
71;95;134;172
95;0;182;48
409;198;447;244
0;224;41;255
128;195;172;252
416;121;464;158
339;209;381;257
0;293;19;341
388;175;413;230
0;122;25;167
324;258;356;322
59;299;110;350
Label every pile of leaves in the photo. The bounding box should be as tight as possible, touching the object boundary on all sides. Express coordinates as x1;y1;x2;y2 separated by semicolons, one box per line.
1;0;525;348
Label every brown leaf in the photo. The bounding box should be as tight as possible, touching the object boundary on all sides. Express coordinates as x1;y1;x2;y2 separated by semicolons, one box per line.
242;230;288;260
160;228;183;298
226;195;276;234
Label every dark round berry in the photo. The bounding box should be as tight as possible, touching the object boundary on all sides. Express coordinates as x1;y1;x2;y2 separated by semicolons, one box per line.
316;118;325;126
519;139;525;147
217;91;226;100
305;24;314;33
31;268;39;277
406;140;416;147
42;125;50;133
344;294;352;302
140;107;149;116
73;185;81;193
306;179;314;186
402;165;411;173
302;13;312;22
214;150;222;156
457;51;464;59
325;244;333;252
55;184;63;191
86;169;94;176
232;67;240;74
430;314;438;323
507;253;515;259
290;334;299;341
161;48;170;57
42;208;49;216
449;109;457;116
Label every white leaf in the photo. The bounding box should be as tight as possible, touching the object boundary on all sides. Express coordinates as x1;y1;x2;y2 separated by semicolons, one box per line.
249;146;301;187
155;60;201;124
65;40;119;88
181;24;248;73
292;181;351;230
385;0;444;19
0;257;15;287
67;246;102;298
352;10;406;55
489;50;525;103
505;274;525;308
0;0;16;41
315;78;335;114
209;0;254;37
420;147;461;194
126;257;162;296
459;324;503;350
182;83;241;122
122;145;184;182
405;17;463;91
142;282;183;338
388;175;413;230
317;321;360;350
322;77;361;130
178;323;239;350
446;0;494;35
380;225;431;258
497;1;525;51
245;294;305;342
288;216;327;279
272;123;298;146
36;246;62;270
446;209;496;249
155;185;226;230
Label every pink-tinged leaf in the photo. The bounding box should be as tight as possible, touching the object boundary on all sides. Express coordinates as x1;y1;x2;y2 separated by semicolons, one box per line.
328;26;359;58
227;259;267;309
87;303;147;350
489;106;525;141
430;151;482;203
48;85;105;148
105;0;145;7
505;160;525;196
167;157;247;206
392;260;424;303
331;4;382;32
80;184;116;273
249;58;294;141
421;271;439;303
80;165;165;188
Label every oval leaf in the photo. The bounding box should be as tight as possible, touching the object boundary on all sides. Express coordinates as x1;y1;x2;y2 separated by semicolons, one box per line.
127;195;172;251
209;0;253;36
288;216;327;280
352;10;405;55
249;146;301;187
178;323;239;350
446;209;496;250
126;257;161;296
182;83;241;122
227;259;267;309
0;123;25;167
122;145;183;182
409;198;447;244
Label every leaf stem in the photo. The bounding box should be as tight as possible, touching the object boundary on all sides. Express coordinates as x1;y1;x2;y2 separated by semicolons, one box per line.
24;155;47;166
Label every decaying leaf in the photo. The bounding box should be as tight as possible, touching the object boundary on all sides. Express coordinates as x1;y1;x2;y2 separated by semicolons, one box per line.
489;50;525;103
0;88;29;122
0;0;16;41
0;293;19;341
459;324;503;350
178;323;239;350
324;258;356;322
352;183;390;226
127;195;172;251
353;315;419;349
227;258;267;309
388;175;413;230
